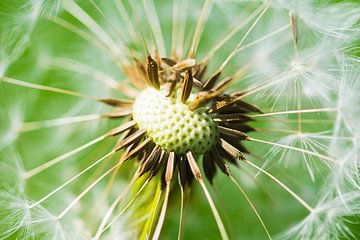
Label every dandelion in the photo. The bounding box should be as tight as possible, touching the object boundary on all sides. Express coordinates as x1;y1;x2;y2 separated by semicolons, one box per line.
0;0;359;239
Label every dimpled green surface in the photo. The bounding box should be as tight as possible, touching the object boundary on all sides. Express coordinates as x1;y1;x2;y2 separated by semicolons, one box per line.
132;87;218;155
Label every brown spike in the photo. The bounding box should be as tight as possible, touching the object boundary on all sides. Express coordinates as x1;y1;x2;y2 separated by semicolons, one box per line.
181;69;193;103
219;123;255;133
107;120;137;136
210;93;260;113
188;92;209;110
152;150;167;177
178;156;188;187
202;70;221;91
212;105;244;115
160;168;167;189
193;63;208;81
217;126;247;140
219;138;246;160
190;78;233;110
203;152;217;184
147;55;160;89
136;149;149;166
185;161;195;185
289;11;298;46
189;88;224;110
139;146;161;176
105;108;133;118
213;113;252;123
230;91;246;97
165;152;175;183
171;58;196;72
123;126;137;137
186;151;202;180
137;142;155;166
192;77;204;88
216;144;238;165
98;98;133;107
212;77;233;92
115;129;146;151
124;138;152;161
161;57;177;66
209;92;255;113
212;148;231;176
220;135;250;155
209;97;239;113
120;142;137;162
166;81;177;97
235;100;262;113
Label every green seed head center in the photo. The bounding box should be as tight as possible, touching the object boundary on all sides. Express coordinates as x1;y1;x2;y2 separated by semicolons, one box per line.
133;87;218;155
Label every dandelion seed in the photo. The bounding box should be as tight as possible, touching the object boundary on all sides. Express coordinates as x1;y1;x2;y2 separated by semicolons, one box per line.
1;0;359;239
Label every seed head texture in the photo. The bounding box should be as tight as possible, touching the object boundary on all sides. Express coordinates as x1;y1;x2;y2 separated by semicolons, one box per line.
133;87;218;155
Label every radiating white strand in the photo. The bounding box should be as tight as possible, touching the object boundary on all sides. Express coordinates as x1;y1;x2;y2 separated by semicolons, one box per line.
142;0;166;56
188;0;213;57
57;158;125;219
248;137;339;164
203;3;265;62
29;150;115;208
219;5;269;71
20;114;104;133
1;76;97;100
43;57;121;89
95;179;151;238
114;0;138;41
93;172;139;239
23;134;107;179
46;16;121;65
63;0;129;65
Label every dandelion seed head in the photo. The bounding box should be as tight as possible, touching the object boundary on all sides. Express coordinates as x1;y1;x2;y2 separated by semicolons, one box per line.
133;87;218;155
1;0;360;238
